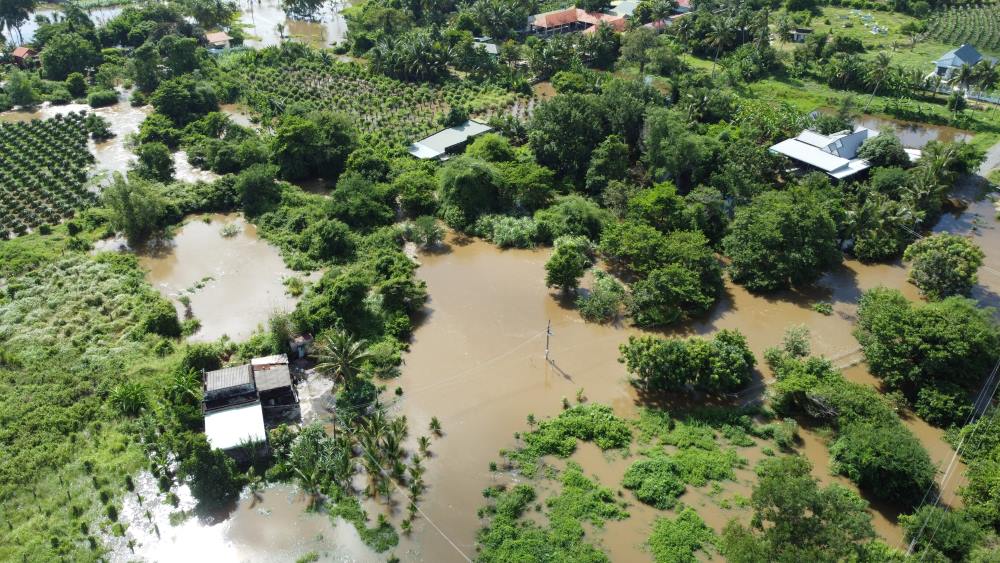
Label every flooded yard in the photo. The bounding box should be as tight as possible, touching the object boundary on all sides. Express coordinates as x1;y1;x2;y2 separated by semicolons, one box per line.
237;0;348;48
856;114;974;147
0;99;212;183
109;475;378;562
140;214;299;342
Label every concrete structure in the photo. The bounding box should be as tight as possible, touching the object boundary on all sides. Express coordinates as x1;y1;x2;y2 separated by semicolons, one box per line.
769;127;879;180
204;402;267;452
933;44;984;80
205;31;233;49
473;39;499;56
408;120;493;160
202;354;300;456
203;364;256;411
609;0;639;17
789;27;813;43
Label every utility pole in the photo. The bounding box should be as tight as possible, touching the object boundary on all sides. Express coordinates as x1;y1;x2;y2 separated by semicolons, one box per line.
545;320;552;361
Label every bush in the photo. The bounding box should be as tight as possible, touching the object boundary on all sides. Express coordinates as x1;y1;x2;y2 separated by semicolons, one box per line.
138;297;181;337
649;508;715;563
472;214;539;248
903;233;985;300
534;195;608;243
87;90;119;108
622;457;686;509
830;421;936;506
619;330;755;394
577;270;626;323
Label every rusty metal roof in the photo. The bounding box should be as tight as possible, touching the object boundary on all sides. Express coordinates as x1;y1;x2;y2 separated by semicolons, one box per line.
204;364;254;392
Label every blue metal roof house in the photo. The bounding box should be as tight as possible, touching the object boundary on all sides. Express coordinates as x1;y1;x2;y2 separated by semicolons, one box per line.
934;44;984;80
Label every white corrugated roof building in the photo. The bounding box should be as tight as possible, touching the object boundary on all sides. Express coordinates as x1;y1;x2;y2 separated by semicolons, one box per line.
769;127;879;179
408;120;493;160
204;402;267;450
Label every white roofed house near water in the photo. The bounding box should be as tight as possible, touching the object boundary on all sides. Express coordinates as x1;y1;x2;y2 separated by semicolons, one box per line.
769;127;880;179
408;120;493;160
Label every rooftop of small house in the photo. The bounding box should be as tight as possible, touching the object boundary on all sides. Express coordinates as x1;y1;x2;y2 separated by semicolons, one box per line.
204;401;267;450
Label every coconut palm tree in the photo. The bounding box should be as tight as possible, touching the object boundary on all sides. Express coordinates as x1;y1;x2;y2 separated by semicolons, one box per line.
955;63;975;93
863;51;893;111
314;329;372;392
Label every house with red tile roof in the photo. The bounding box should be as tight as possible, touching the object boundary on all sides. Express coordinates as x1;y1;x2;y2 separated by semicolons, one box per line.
527;7;627;36
11;46;36;67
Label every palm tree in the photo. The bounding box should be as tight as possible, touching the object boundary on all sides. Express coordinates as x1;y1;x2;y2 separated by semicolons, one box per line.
417;435;431;456
429;416;442;436
863;52;893;112
314;329;372;392
955;63;975;93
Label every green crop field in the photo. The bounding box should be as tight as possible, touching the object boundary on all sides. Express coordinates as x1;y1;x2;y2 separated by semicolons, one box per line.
928;3;1000;53
223;51;529;147
0;112;95;239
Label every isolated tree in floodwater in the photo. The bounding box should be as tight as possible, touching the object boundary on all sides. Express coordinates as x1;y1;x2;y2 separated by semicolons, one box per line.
903;233;985;300
315;329;372;391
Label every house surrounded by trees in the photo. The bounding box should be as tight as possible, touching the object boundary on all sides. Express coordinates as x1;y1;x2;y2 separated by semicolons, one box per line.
769;128;880;179
933;44;987;80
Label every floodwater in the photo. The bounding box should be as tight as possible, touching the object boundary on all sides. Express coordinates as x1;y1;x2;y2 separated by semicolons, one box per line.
3;4;122;45
0;99;220;183
140;213;299;342
8;1;347;48
108;473;378;562
237;0;349;48
391;206;1000;560
856;114;974;148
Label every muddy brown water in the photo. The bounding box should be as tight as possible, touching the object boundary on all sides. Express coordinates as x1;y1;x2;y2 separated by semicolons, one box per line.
390;218;1000;560
139;213;299;342
10;0;347;48
856;115;974;148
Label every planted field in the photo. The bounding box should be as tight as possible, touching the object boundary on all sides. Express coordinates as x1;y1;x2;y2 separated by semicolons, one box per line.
225;53;527;146
928;3;1000;53
0;112;95;238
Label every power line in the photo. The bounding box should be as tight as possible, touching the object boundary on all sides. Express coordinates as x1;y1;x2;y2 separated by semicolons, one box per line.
329;403;473;563
905;356;1000;555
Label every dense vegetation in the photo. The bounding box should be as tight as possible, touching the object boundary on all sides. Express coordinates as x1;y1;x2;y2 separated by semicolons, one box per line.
3;0;1000;558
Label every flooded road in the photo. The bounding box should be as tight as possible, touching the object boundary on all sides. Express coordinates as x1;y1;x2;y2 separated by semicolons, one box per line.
140;214;298;342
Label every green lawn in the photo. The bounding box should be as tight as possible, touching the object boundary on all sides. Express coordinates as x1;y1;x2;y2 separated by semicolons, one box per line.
776;7;977;70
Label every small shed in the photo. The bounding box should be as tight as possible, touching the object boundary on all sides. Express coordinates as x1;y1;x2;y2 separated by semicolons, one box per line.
789;28;813;43
205;31;233;50
409;120;493;160
204;401;268;455
203;364;256;411
11;46;36;67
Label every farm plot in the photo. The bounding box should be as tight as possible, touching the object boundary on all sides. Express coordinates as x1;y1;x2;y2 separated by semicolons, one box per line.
0;112;95;238
928;3;1000;53
225;53;528;146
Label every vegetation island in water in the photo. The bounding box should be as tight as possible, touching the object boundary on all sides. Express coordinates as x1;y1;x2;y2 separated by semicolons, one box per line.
3;0;1000;560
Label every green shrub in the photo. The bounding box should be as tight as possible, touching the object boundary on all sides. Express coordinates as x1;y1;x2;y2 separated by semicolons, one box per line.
621;457;686;509
87;89;119;108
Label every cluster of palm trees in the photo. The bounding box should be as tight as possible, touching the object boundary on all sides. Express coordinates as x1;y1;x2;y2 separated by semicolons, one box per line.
310;328;437;532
